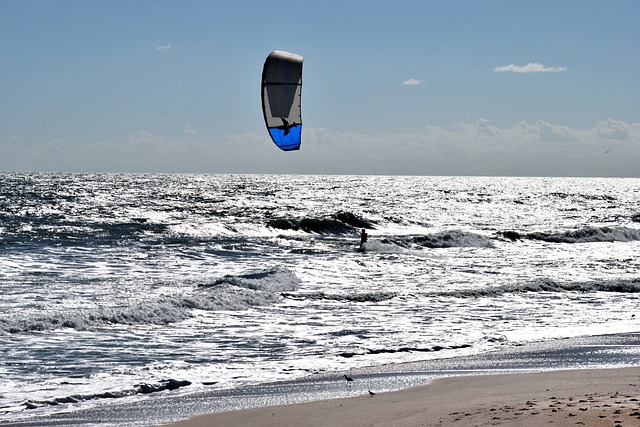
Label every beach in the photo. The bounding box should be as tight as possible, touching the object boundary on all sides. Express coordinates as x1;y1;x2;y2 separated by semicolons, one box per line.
168;367;640;427
159;333;640;427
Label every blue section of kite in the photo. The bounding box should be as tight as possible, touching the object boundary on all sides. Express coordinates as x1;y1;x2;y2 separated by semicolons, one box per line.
268;124;302;151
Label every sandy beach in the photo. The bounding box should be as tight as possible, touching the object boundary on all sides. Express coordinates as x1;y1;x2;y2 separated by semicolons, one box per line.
167;367;640;427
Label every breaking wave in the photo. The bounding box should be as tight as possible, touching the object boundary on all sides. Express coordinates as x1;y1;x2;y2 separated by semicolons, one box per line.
21;379;192;410
410;230;494;248
282;291;397;303
498;226;640;243
0;298;190;334
267;211;375;234
0;267;299;334
435;277;640;298
194;266;299;310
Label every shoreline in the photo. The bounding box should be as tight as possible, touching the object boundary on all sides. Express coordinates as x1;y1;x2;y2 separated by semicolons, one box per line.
167;367;640;426
3;332;639;426
162;332;640;427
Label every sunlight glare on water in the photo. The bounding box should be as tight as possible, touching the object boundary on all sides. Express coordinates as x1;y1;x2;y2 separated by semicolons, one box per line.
0;174;639;422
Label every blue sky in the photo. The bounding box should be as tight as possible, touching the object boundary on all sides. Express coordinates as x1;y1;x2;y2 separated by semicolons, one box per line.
2;0;639;176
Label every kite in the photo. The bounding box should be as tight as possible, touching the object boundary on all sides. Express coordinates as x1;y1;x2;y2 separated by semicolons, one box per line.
261;50;304;151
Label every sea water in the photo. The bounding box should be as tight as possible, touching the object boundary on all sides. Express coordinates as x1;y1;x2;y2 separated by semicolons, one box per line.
1;174;639;423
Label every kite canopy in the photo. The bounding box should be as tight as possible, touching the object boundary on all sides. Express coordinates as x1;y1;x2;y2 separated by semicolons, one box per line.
261;50;304;151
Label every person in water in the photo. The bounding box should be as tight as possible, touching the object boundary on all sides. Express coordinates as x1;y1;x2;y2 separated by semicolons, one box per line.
360;228;368;248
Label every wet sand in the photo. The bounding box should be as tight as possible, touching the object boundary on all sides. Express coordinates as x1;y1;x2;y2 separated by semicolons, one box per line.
167;367;640;427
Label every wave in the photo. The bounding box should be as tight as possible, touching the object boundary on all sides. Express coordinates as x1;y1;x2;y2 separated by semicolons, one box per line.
409;230;494;248
548;192;617;202
0;267;299;334
358;239;408;254
0;216;171;249
349;231;494;253
282;291;397;303
334;211;376;229
193;267;300;310
267;211;375;234
0;298;191;334
434;277;640;298
20;378;192;410
284;277;640;307
498;226;640;243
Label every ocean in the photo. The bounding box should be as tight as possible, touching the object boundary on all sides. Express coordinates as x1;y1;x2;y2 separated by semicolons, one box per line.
1;173;639;425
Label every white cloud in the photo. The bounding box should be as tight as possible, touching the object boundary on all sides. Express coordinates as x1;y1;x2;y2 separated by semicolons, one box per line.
156;42;178;51
184;124;197;134
3;121;640;176
298;119;640;176
595;118;632;140
403;78;424;86
494;63;567;73
44;139;75;156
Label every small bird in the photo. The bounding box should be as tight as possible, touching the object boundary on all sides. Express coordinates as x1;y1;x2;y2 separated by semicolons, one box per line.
343;374;354;385
368;390;376;396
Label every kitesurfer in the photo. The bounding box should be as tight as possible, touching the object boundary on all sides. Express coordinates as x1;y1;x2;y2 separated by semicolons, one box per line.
360;228;368;249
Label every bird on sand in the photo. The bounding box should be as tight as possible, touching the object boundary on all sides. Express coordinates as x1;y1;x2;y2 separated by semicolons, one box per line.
368;390;376;396
343;374;354;385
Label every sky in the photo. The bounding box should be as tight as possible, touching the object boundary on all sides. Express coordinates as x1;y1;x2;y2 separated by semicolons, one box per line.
1;0;639;176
